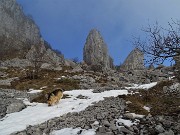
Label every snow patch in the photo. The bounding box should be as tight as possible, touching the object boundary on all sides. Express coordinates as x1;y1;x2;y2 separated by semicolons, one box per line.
27;89;43;94
143;106;150;112
51;128;96;135
116;118;136;127
130;113;144;119
126;82;157;90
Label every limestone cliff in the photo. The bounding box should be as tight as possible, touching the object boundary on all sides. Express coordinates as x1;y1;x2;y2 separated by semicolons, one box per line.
0;0;64;66
0;0;41;59
83;29;113;69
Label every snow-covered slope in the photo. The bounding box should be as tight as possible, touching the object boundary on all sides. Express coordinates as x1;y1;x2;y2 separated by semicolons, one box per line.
0;82;157;135
0;89;128;135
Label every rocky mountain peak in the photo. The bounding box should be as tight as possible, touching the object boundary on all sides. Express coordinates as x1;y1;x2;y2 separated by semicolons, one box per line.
83;29;113;69
121;48;144;70
0;0;64;66
0;0;41;59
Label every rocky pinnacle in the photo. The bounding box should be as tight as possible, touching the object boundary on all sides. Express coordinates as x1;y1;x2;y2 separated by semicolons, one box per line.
83;29;113;69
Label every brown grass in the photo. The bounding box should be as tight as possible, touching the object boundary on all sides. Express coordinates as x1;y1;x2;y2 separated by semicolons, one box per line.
123;80;180;116
10;67;80;91
5;67;80;103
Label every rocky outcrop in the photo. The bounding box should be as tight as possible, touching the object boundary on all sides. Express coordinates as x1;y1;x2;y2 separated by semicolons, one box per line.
0;89;29;118
83;29;113;69
26;43;64;66
121;48;144;71
0;0;64;66
0;58;32;67
0;0;41;59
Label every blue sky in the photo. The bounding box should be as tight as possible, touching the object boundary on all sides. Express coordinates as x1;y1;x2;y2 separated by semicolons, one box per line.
17;0;180;65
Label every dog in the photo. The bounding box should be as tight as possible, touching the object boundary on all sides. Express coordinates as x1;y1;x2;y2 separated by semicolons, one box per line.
46;88;64;106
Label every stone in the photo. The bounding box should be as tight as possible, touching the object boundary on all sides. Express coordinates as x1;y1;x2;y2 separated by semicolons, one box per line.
155;125;165;133
109;124;118;131
118;126;133;134
102;120;111;127
41;63;53;69
98;126;106;133
83;29;113;69
54;66;62;71
6;102;26;114
91;121;99;130
158;130;174;135
123;113;134;119
64;59;76;67
0;71;6;77
71;65;83;73
121;48;144;71
96;132;114;135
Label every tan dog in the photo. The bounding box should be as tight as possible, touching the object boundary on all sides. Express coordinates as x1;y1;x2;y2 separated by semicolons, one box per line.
46;89;63;106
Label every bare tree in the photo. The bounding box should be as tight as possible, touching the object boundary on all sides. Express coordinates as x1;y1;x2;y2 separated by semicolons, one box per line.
134;21;180;81
135;22;180;64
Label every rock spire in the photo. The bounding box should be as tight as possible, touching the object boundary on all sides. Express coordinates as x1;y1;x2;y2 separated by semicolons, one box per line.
83;29;113;69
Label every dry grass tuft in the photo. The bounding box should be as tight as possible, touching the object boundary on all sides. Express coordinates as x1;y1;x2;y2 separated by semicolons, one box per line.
123;80;180;116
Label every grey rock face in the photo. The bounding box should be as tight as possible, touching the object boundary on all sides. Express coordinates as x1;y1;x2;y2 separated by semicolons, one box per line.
64;59;76;67
26;44;64;66
121;48;144;70
83;29;113;69
0;0;64;66
43;48;64;65
0;0;40;59
0;58;32;68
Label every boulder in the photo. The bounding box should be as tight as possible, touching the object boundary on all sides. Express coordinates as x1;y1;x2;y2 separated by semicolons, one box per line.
71;65;83;73
155;125;165;133
6;102;26;114
64;59;76;67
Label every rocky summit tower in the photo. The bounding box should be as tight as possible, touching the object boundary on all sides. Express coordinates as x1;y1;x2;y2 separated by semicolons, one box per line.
83;29;113;69
121;48;144;70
